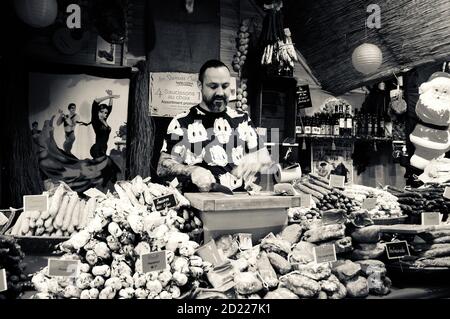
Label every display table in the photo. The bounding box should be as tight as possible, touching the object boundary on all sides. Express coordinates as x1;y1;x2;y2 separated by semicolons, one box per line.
20;254;450;299
185;192;302;242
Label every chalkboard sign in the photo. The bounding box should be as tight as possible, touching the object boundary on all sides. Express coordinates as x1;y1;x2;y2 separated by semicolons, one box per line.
296;85;312;109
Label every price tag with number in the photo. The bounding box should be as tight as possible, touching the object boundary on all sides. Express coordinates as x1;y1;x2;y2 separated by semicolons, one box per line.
329;175;345;188
48;259;80;277
141;251;167;273
0;269;7;293
314;245;337;264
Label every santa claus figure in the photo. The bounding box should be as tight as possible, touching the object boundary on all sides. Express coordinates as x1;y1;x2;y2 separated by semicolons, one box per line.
409;72;450;170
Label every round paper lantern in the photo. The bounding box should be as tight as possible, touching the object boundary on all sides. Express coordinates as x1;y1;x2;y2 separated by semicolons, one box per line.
352;43;383;74
14;0;58;28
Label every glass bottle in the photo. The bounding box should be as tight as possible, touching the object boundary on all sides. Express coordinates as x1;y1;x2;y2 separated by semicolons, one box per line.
304;116;312;135
346;105;353;137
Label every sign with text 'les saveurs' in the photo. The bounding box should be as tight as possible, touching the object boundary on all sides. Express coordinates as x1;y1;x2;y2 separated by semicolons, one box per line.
48;259;80;277
329;175;345;188
24;195;48;212
385;241;410;260
0;269;7;292
314;245;337;264
141;251;167;273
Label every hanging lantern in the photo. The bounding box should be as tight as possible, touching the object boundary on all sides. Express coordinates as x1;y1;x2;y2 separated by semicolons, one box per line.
14;0;58;28
352;43;383;75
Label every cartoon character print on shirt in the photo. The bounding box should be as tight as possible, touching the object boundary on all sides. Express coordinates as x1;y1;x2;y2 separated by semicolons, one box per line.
184;148;205;166
214;118;232;144
237;121;258;149
167;118;184;136
209;145;228;167
226;108;245;119
231;145;244;166
219;172;243;191
187;121;208;144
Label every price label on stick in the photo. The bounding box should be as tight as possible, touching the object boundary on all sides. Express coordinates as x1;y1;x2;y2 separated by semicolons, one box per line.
0;269;7;292
24;194;48;212
300;194;312;209
314;245;337;264
362;198;377;211
422;213;441;226
385;241;410;260
153;194;177;211
329;175;345;188
141;251;167;273
48;259;80;277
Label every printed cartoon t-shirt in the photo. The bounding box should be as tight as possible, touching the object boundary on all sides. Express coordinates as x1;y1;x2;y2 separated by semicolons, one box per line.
161;105;261;190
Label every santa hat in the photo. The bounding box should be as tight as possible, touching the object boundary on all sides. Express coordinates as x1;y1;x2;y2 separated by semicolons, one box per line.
428;72;450;82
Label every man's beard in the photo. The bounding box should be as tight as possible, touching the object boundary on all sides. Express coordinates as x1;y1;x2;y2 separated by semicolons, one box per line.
205;96;227;112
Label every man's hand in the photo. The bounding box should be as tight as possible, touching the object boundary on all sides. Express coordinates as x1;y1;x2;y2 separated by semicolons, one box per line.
232;147;274;179
191;167;216;192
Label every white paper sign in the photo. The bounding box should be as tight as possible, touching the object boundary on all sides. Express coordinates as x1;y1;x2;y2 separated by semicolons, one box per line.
329;174;345;188
149;72;202;117
24;195;48;212
141;251;167;273
237;233;253;250
300;194;312;208
421;213;441;226
48;259;80;277
444;187;450;200
83;188;107;199
314;245;337;264
0;269;7;293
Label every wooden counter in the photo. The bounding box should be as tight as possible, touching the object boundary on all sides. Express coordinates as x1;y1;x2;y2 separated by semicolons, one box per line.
185;192;301;243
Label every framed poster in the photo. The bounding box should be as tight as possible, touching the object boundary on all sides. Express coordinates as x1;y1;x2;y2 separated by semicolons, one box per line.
96;36;116;65
29;71;130;192
311;145;354;184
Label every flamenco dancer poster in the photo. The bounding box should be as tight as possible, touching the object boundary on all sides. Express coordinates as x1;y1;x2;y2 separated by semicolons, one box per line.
28;72;129;193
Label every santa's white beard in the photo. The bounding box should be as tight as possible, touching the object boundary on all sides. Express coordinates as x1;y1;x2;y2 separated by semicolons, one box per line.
420;92;450;115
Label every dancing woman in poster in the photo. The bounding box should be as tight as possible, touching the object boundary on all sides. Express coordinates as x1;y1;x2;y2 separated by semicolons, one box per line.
85;90;120;158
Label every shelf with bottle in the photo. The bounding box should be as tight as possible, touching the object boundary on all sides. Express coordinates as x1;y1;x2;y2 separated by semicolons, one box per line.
296;107;393;142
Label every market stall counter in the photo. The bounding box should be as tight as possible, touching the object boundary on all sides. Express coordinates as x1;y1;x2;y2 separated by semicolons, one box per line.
184;192;302;243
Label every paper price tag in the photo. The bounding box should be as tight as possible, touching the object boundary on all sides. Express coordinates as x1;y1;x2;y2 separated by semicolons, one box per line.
153;194;177;211
48;259;80;277
421;213;441;226
0;269;7;293
314;245;337;264
385;241;410;260
362;198;377;211
83;188;107;199
329;174;345;188
300;194;312;209
237;233;253;250
141;251;167;273
444;187;450;200
24;194;48;212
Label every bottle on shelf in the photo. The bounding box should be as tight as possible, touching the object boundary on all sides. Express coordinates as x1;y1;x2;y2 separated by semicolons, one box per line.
366;113;372;137
353;109;359;137
320;114;326;135
333;112;340;136
378;113;385;137
339;105;346;136
304;116;312;135
346;105;353;137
